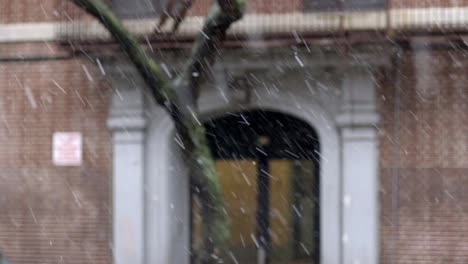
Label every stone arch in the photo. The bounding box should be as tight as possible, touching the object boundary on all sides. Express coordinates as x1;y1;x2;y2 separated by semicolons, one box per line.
144;86;341;264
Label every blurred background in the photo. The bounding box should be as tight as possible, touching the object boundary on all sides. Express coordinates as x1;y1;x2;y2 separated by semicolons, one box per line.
0;0;467;263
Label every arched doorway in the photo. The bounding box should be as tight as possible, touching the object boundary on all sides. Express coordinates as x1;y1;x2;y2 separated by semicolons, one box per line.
192;110;320;264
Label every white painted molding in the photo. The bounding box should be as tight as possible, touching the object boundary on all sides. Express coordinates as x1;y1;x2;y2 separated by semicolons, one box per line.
1;7;468;43
341;126;379;264
107;75;148;264
0;22;56;42
107;116;147;131
341;127;378;141
106;64;148;133
336;67;380;128
111;129;146;264
338;67;380;264
335;112;379;128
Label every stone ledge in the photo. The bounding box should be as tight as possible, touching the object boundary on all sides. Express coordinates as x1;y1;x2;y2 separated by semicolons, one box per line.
336;111;379;128
341;127;378;141
107;115;147;132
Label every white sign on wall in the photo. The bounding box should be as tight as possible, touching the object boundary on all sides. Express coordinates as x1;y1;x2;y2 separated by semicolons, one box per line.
53;132;82;166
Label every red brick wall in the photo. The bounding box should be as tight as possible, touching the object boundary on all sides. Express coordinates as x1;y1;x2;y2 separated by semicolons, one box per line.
0;50;112;264
0;0;59;23
190;0;468;16
189;0;301;15
2;0;468;23
392;0;468;8
0;43;69;58
378;48;468;263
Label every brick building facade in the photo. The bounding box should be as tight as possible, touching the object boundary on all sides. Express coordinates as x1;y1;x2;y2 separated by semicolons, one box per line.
0;5;113;262
379;49;468;263
0;57;112;263
0;0;467;264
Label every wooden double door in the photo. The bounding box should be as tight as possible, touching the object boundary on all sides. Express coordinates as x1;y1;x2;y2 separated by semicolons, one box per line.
192;110;320;264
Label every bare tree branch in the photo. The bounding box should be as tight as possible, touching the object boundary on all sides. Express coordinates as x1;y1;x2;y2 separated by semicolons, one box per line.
157;0;195;33
217;0;245;19
157;0;245;34
71;0;245;263
73;0;173;107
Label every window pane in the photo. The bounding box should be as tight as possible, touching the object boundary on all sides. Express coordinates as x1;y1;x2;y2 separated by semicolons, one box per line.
269;160;319;263
345;0;385;9
113;0;163;18
304;0;384;11
303;0;338;11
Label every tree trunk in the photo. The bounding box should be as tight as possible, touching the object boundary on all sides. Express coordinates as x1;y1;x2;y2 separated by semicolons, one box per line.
71;0;245;263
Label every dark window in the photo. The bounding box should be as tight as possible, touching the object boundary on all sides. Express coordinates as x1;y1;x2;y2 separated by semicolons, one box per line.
346;0;385;9
304;0;385;11
303;0;339;11
113;0;163;18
